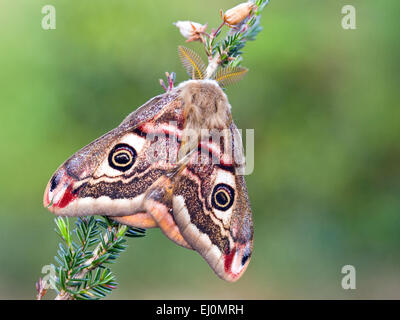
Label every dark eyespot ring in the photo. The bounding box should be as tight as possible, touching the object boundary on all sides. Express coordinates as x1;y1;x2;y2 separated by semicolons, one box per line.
211;183;235;211
108;143;136;172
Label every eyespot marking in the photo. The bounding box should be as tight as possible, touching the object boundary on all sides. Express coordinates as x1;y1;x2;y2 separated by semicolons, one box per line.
211;183;234;211
108;143;137;172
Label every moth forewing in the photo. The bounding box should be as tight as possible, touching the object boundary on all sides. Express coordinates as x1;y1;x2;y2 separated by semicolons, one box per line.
43;91;183;216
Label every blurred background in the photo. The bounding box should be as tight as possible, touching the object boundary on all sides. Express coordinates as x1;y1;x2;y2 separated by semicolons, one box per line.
1;0;399;299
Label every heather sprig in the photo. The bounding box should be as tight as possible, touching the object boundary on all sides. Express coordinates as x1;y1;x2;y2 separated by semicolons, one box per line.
36;216;145;300
174;0;270;80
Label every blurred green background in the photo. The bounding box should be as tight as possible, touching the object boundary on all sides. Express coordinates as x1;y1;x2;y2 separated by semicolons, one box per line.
1;0;399;299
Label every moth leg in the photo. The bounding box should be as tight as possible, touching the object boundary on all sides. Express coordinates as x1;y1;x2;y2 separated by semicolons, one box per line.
144;176;193;249
111;212;158;228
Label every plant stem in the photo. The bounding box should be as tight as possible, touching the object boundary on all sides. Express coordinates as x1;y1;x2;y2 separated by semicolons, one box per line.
205;55;220;79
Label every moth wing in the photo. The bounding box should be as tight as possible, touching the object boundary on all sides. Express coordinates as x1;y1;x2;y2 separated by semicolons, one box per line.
173;123;253;282
145;122;253;282
141;174;193;249
44;91;184;226
111;212;158;229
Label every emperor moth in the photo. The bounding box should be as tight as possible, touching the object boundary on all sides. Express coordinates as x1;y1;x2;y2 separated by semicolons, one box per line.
43;78;253;282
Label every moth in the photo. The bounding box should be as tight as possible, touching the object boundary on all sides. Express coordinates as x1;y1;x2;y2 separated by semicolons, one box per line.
43;47;253;282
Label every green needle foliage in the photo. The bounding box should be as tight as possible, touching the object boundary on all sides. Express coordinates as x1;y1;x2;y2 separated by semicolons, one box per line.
175;0;270;83
216;0;269;67
39;217;145;300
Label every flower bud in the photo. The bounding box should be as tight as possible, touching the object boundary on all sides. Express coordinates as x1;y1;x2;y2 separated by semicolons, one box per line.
173;21;207;42
223;2;255;26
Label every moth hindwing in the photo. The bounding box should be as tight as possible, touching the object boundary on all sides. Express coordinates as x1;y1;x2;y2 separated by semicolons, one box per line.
44;79;253;282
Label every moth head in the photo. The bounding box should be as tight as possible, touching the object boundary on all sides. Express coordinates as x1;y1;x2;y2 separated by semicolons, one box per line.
177;46;248;86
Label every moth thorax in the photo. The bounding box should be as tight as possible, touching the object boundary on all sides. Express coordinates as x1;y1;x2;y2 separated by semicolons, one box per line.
178;81;233;158
180;81;232;131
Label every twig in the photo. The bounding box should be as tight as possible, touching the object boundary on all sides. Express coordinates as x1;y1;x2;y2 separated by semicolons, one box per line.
174;0;270;80
37;217;145;300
